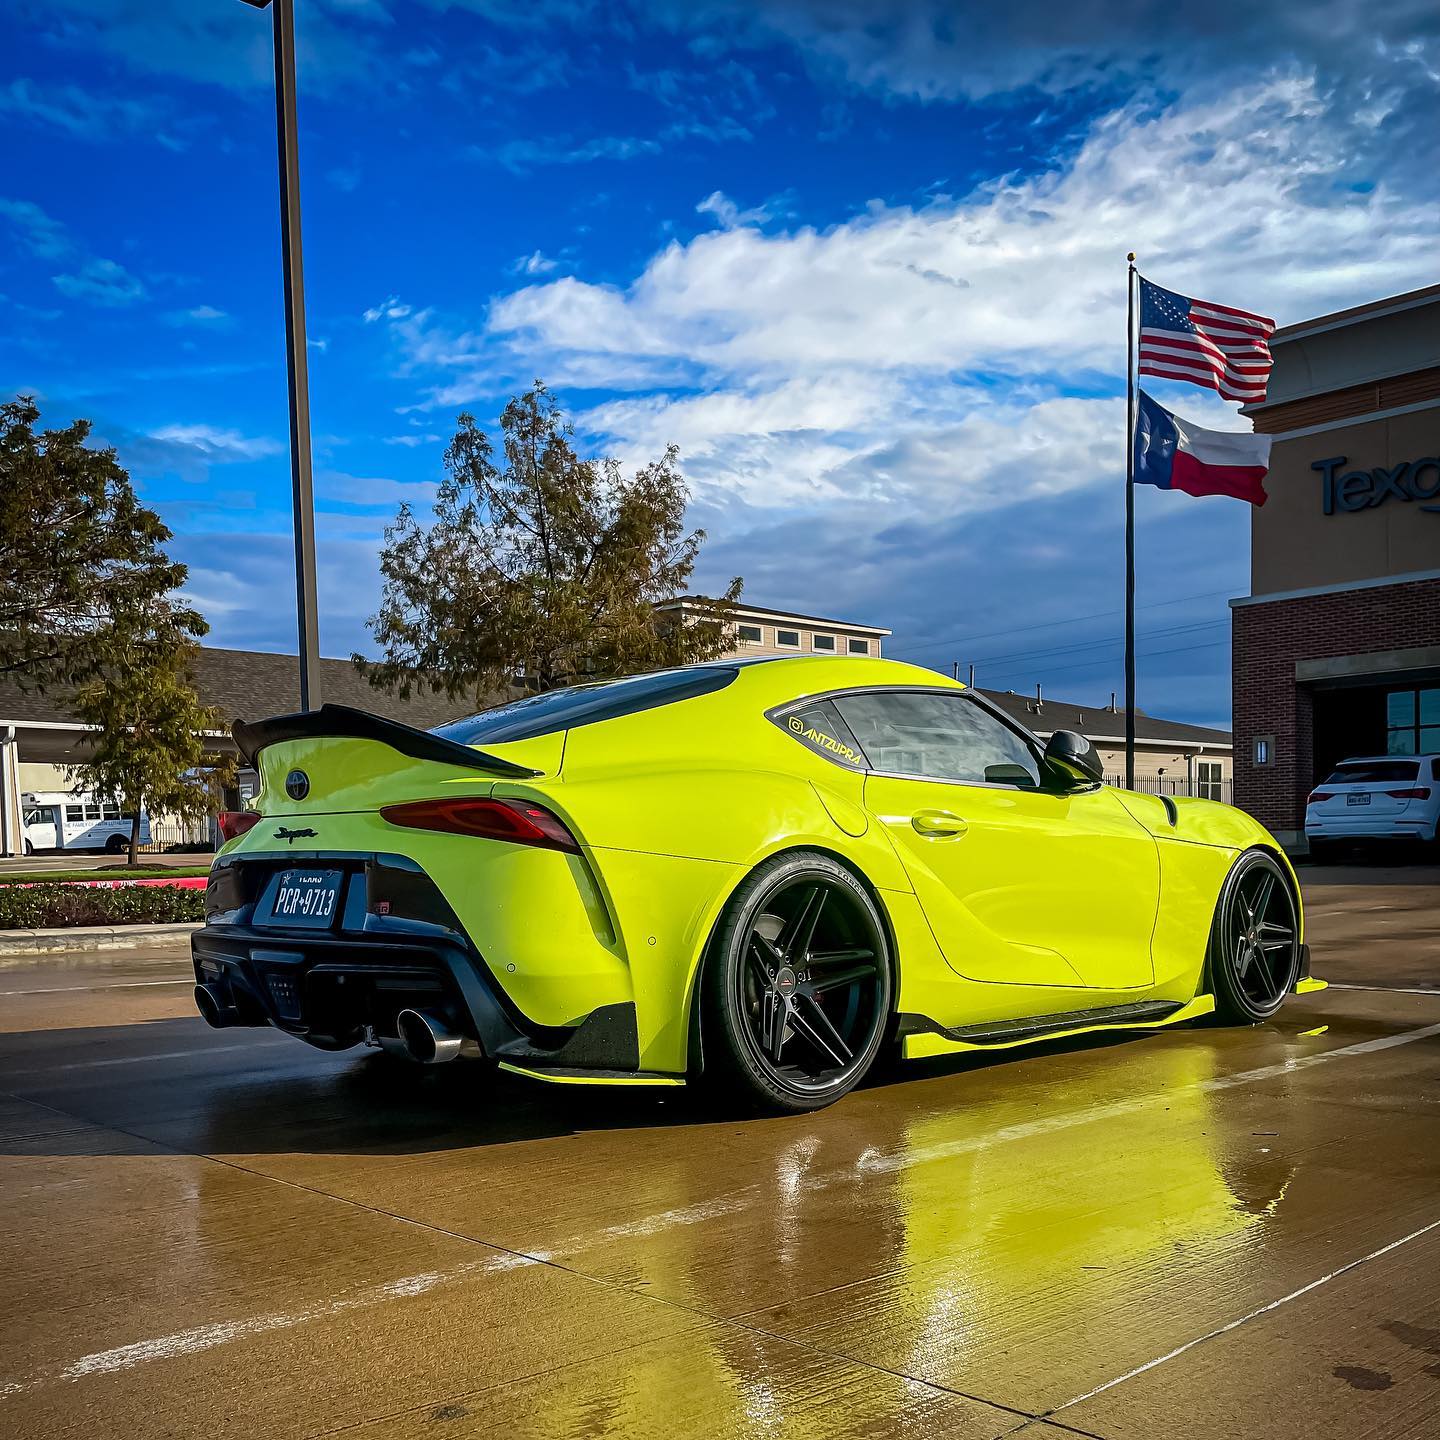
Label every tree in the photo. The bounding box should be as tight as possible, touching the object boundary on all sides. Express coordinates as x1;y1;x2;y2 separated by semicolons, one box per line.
67;633;236;867
0;395;204;690
361;381;742;703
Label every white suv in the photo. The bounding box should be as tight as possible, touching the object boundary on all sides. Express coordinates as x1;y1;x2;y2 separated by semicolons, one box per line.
1305;755;1440;860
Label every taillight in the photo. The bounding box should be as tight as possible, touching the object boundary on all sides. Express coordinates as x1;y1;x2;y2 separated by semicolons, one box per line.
1307;790;1336;804
379;797;580;853
218;811;263;841
1385;787;1431;801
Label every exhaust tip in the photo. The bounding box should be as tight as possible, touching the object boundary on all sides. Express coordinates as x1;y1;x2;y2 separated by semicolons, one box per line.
194;982;233;1029
396;1008;463;1065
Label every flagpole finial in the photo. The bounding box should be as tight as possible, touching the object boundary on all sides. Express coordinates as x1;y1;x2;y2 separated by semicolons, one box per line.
1127;251;1136;263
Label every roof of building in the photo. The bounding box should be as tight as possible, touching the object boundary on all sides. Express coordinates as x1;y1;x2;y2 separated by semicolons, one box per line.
2;648;1229;750
979;688;1231;750
655;597;892;636
0;648;477;732
1268;283;1440;345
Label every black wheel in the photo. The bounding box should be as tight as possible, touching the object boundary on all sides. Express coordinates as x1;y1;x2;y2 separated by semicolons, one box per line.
23;840;33;856
105;834;127;854
1209;849;1300;1023
700;851;892;1113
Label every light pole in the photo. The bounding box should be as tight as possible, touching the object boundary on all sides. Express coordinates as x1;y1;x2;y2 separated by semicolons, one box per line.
240;0;321;710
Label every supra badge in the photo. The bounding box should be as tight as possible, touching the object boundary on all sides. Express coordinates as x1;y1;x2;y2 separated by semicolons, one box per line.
274;826;318;844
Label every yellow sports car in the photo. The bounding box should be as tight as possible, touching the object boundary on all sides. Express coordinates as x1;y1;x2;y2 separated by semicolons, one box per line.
194;657;1315;1111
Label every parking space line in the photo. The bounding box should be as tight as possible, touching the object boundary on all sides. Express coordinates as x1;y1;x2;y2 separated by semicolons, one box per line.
852;1020;1440;1177
0;980;192;996
1050;1216;1440;1415
1326;982;1440;997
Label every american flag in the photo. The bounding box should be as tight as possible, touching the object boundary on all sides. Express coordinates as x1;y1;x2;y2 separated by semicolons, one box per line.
1137;278;1275;403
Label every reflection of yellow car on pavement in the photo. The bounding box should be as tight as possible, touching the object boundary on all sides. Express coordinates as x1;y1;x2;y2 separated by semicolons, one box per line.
193;656;1319;1110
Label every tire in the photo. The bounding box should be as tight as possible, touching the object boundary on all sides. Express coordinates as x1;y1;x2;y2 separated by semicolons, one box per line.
1305;838;1336;866
1208;849;1301;1024
700;851;892;1114
23;841;33;856
105;834;127;854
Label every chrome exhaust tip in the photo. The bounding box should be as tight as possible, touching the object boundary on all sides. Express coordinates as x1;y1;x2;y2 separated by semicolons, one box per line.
395;1009;463;1065
194;982;234;1029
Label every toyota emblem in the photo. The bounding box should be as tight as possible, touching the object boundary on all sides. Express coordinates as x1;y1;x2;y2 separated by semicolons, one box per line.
285;769;310;801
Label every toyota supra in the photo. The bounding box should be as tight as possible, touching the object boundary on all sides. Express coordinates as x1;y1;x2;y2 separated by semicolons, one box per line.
192;656;1320;1111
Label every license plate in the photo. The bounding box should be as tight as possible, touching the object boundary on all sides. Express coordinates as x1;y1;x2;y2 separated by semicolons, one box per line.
267;870;342;927
1346;792;1371;807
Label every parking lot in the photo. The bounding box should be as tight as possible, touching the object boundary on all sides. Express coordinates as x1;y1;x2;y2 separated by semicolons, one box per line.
2;862;1437;1440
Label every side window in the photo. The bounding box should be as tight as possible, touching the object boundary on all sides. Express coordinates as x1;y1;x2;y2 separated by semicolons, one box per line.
65;805;84;823
772;700;867;771
834;691;1041;788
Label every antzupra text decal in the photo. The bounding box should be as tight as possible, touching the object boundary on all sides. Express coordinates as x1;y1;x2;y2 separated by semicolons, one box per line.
788;714;864;765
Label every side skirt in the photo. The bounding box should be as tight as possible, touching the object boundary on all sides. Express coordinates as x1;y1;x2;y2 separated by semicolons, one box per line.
899;994;1216;1061
497;1061;685;1087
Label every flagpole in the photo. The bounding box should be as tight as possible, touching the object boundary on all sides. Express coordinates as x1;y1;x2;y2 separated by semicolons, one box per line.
1124;253;1137;791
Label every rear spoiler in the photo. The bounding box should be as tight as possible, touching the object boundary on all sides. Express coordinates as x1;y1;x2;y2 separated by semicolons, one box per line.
232;703;540;778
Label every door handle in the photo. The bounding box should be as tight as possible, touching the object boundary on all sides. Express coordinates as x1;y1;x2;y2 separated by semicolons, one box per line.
912;809;968;838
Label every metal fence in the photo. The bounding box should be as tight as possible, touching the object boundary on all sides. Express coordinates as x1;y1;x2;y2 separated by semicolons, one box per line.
138;819;216;854
1103;774;1233;806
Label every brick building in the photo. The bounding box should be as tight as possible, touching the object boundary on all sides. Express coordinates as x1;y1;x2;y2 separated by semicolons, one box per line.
1233;284;1440;846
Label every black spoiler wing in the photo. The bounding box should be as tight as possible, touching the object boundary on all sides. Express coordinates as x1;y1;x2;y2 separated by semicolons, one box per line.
231;703;540;777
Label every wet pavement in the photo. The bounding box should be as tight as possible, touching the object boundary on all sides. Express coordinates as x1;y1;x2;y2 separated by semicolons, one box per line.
1;874;1437;1439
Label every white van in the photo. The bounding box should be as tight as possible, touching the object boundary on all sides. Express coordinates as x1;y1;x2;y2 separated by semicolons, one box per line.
20;793;153;855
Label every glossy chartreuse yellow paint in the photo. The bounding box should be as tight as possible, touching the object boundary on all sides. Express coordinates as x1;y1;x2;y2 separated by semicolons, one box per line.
220;655;1303;1081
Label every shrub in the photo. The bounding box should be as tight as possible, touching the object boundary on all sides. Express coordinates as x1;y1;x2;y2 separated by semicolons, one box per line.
0;883;205;930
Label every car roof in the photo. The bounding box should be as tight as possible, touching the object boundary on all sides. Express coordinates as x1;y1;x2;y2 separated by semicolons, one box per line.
1331;754;1438;763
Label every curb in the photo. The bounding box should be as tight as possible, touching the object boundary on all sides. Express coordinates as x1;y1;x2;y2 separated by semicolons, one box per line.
0;923;201;964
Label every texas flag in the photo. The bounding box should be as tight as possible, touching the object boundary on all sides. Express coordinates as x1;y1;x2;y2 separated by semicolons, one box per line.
1133;389;1272;506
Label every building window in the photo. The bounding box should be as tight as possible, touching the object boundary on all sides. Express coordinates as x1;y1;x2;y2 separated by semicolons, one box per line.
776;629;801;648
812;633;836;652
847;638;869;656
1196;760;1223;801
1386;687;1440;756
736;623;763;645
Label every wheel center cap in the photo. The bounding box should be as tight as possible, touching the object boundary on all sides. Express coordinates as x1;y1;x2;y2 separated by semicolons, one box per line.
774;967;798;997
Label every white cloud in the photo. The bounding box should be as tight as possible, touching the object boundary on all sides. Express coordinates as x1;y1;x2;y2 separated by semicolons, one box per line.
369;75;1436;520
0;197;71;260
52;256;147;307
695;190;774;229
381;433;443;447
164;304;229;327
147;424;283;461
363;296;413;323
511;249;560;276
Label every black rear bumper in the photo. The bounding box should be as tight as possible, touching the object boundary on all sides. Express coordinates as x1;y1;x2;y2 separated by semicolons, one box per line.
192;924;524;1054
192;850;640;1069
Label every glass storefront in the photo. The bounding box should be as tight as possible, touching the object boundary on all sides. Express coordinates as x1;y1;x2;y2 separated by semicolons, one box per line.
1386;686;1440;755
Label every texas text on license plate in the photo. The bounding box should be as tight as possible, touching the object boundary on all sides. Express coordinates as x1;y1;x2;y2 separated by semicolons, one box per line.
269;870;342;926
1347;792;1372;806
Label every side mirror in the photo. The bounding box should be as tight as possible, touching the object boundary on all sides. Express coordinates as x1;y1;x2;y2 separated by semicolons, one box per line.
1044;729;1104;787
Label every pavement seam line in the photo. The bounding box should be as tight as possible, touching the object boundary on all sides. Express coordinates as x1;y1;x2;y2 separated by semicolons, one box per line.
1049;1214;1440;1415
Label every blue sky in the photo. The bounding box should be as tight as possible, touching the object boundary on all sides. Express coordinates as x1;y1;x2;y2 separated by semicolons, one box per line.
3;1;1437;727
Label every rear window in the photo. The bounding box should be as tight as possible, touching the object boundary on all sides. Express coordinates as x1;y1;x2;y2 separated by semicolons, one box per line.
433;667;738;744
1324;760;1420;784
